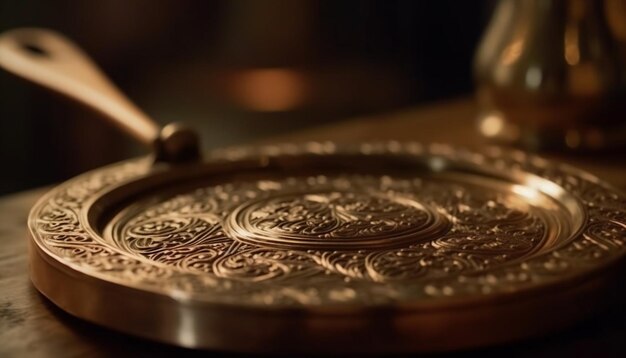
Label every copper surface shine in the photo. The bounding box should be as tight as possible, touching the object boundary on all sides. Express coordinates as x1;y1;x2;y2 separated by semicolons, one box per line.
27;142;626;352
0;28;624;353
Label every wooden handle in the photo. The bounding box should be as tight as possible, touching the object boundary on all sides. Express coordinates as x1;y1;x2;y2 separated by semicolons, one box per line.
0;28;199;163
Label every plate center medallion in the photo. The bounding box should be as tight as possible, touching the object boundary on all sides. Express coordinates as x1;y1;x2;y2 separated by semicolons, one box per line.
224;190;450;250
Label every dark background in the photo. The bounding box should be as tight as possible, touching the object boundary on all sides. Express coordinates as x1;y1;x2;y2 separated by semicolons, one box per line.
0;0;492;195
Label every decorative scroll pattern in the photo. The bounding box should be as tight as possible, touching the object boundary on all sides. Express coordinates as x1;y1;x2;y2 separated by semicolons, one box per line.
225;187;451;250
242;192;429;239
29;142;626;306
112;174;546;285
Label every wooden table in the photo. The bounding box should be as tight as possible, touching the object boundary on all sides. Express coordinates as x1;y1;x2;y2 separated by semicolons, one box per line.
1;99;625;357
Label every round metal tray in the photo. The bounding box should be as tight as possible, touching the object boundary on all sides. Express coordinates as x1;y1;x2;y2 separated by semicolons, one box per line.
28;142;626;353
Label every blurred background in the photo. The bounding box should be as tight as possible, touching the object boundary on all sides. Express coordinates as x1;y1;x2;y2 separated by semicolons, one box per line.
0;0;491;194
1;0;625;195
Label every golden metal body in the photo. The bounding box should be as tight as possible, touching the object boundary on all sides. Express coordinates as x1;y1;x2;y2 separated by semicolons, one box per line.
0;28;624;352
26;142;626;352
475;0;626;150
0;28;199;162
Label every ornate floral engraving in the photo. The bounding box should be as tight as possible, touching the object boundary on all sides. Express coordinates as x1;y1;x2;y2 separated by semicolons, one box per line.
225;190;449;250
28;142;626;306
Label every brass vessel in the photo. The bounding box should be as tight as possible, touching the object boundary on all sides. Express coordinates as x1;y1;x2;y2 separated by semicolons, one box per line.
475;0;626;150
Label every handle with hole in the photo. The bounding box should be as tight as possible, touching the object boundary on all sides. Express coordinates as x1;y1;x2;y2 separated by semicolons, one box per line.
0;28;199;163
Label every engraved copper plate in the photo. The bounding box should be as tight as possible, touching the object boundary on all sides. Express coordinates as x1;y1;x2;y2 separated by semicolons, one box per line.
28;142;626;353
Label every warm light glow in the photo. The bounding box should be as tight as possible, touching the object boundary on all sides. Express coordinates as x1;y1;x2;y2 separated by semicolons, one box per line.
525;66;542;89
511;184;541;202
479;114;504;137
511;176;565;206
522;176;565;199
500;40;523;65
429;157;446;172
230;68;308;111
169;290;198;347
564;26;580;65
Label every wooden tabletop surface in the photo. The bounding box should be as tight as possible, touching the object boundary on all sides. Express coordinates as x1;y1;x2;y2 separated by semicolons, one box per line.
1;98;625;357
